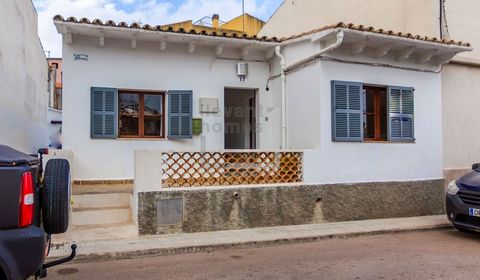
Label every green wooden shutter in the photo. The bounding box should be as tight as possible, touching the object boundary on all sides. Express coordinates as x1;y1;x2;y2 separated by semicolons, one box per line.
331;81;363;142
90;87;117;139
168;90;192;139
388;86;414;141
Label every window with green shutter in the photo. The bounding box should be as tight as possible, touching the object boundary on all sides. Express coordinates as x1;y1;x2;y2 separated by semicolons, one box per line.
331;81;363;142
91;87;118;139
168;90;193;139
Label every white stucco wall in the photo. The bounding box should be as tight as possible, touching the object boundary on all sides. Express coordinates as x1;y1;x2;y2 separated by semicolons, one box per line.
295;60;444;183
47;108;62;143
0;0;49;153
442;63;480;170
445;0;480;61
441;0;480;171
62;35;279;180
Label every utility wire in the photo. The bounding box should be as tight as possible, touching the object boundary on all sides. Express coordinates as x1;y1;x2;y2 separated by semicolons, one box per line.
440;0;450;39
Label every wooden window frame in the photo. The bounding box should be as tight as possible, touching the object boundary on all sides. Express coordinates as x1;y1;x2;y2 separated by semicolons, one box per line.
118;90;166;139
363;86;387;142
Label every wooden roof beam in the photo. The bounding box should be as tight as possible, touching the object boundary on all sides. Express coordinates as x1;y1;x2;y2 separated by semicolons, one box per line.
240;45;251;59
187;41;196;53
159;40;167;51
98;32;105;47
350;40;368;56
396;46;416;61
215;43;224;56
416;49;438;63
373;43;393;58
66;28;73;45
130;34;137;49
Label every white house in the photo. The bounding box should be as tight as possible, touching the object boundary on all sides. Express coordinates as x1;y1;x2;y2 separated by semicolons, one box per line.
54;16;280;181
272;24;471;184
54;16;470;183
53;16;471;233
258;0;480;189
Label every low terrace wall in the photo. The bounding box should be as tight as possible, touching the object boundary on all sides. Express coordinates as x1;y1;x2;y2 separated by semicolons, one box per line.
134;150;444;235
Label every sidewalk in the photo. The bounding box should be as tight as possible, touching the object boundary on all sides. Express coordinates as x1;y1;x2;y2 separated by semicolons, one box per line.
49;215;450;262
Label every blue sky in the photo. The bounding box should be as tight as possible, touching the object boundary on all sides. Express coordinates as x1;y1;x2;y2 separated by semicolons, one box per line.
90;0;282;18
33;0;283;57
115;0;244;14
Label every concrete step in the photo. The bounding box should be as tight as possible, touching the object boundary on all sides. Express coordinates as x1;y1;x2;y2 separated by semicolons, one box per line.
53;223;138;244
72;193;132;209
71;206;132;226
73;184;133;195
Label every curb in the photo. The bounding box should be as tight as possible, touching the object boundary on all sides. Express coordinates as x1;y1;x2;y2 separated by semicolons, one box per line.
49;222;451;263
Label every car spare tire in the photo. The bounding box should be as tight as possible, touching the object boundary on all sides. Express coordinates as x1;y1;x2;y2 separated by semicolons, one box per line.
42;159;71;234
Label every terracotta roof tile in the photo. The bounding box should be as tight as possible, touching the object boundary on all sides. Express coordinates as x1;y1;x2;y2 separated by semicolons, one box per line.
118;21;129;28
142;24;153;30
105;20;116;26
129;22;141;28
53;16;471;47
281;22;471;47
79;18;90;24
53;15;281;43
66;16;78;23
92;18;103;25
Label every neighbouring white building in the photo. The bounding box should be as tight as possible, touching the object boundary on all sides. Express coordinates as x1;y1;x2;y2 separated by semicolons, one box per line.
0;0;49;153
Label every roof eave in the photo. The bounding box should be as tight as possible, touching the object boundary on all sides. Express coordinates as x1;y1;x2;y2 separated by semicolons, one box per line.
281;28;472;53
342;28;472;53
53;20;279;48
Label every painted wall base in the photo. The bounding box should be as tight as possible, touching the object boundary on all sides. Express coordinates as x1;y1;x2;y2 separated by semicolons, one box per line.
137;180;444;235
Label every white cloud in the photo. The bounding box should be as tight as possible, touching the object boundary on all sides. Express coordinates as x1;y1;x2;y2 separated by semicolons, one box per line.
33;0;279;57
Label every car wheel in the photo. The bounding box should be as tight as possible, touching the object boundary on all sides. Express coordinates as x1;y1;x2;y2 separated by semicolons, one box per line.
42;159;71;234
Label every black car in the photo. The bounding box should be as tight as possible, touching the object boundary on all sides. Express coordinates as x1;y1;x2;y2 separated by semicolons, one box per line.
446;163;480;232
0;145;76;280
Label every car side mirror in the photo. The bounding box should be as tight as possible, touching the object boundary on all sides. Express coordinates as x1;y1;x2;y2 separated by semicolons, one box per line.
472;163;480;171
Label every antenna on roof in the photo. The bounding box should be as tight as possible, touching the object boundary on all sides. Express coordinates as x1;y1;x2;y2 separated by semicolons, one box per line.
242;0;245;33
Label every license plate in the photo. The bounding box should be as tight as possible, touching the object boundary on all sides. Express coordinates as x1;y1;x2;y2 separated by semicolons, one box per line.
469;208;480;217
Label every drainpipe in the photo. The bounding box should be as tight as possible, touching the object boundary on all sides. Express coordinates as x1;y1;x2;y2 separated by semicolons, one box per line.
275;46;287;149
48;66;55;108
274;31;345;149
284;30;345;73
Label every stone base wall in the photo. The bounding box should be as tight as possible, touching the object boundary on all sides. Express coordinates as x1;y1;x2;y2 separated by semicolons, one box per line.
137;179;444;235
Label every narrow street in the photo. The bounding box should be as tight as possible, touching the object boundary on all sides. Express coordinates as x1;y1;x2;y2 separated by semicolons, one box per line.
47;229;480;280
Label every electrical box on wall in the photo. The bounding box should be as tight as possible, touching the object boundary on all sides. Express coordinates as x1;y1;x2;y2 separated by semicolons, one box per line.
236;62;248;81
192;118;202;135
199;97;219;113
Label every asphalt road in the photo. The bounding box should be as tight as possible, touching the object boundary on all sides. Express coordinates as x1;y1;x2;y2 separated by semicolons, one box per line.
46;229;480;280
